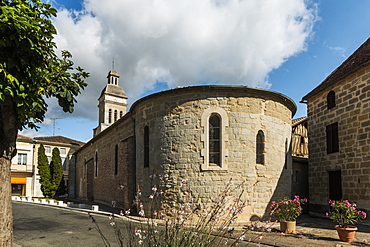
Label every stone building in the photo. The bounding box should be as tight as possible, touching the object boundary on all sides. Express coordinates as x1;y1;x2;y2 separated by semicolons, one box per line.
301;37;370;213
73;69;297;220
291;117;309;205
11;135;84;197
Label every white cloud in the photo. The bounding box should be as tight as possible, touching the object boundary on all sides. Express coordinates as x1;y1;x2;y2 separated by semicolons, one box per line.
326;44;346;58
49;0;318;121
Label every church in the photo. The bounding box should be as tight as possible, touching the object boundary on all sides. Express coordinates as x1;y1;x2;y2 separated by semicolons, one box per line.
70;70;297;220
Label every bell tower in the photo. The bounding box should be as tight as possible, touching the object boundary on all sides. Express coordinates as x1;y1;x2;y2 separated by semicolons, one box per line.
94;70;128;136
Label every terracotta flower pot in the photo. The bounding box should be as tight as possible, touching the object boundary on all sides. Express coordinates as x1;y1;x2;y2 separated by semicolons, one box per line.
280;221;296;233
334;225;358;242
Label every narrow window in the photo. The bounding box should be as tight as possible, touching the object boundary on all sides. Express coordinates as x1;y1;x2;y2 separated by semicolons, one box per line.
144;126;149;168
108;109;112;123
284;139;288;169
326;122;339;154
327;91;336;109
83;158;87;180
209;114;221;166
120;111;123;118
114;145;118;175
201;107;229;171
114;109;118;122
95;151;98;177
256;130;265;164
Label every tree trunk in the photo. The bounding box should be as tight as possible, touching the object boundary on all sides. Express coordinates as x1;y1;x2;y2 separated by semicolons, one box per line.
0;157;13;246
0;96;18;246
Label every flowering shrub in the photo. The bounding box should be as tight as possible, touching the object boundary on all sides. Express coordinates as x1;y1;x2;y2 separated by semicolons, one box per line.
88;176;278;246
326;199;367;228
269;196;307;221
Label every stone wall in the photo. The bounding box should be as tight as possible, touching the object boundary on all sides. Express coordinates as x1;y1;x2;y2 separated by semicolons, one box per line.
74;85;296;220
307;64;370;211
75;115;135;210
131;86;295;219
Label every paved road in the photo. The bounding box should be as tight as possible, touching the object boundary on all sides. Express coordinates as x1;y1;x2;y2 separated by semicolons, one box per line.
13;201;370;247
13;202;131;247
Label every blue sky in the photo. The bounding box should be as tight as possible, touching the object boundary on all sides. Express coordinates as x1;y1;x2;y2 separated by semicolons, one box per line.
20;0;370;142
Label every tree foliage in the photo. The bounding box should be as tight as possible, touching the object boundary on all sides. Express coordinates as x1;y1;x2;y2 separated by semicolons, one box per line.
0;0;89;131
50;147;63;198
0;1;89;244
37;144;52;197
37;146;64;198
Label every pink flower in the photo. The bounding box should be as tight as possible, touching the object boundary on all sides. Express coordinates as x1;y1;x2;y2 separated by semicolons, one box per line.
362;211;367;219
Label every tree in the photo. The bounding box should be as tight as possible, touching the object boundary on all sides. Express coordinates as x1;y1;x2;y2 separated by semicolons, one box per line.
0;1;89;245
37;144;52;197
56;175;67;197
50;147;63;198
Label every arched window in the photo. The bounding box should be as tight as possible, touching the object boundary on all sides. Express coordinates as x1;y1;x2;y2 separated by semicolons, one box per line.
114;109;118;122
144;126;149;168
114;145;118;175
201;107;229;171
327;90;335;109
256;130;265;164
95;151;98;177
209;114;221;166
108;109;112;123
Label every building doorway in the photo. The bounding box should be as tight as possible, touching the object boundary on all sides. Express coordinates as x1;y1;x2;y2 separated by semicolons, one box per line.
12;184;25;196
328;170;342;200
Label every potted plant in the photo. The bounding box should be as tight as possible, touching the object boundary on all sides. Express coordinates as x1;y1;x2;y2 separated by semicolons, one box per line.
326;199;367;242
270;195;307;233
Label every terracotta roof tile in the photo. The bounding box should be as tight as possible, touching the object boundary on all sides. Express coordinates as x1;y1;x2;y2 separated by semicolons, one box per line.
292;116;307;127
34;136;85;146
17;134;33;140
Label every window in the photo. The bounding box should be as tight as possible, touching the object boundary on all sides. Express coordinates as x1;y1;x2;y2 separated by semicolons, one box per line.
45;146;51;153
326;122;339;154
83;158;87;180
17;153;27;165
60;148;66;155
144;126;149;168
201;107;229;170
108;109;112;123
209;114;221;166
327;91;336;109
256;130;265;164
62;158;67;171
114;109;118;122
284;139;288;169
114;145;118;175
95;151;98;177
120;111;123;118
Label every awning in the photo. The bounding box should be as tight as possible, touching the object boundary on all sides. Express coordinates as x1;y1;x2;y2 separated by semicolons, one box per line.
11;177;26;184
